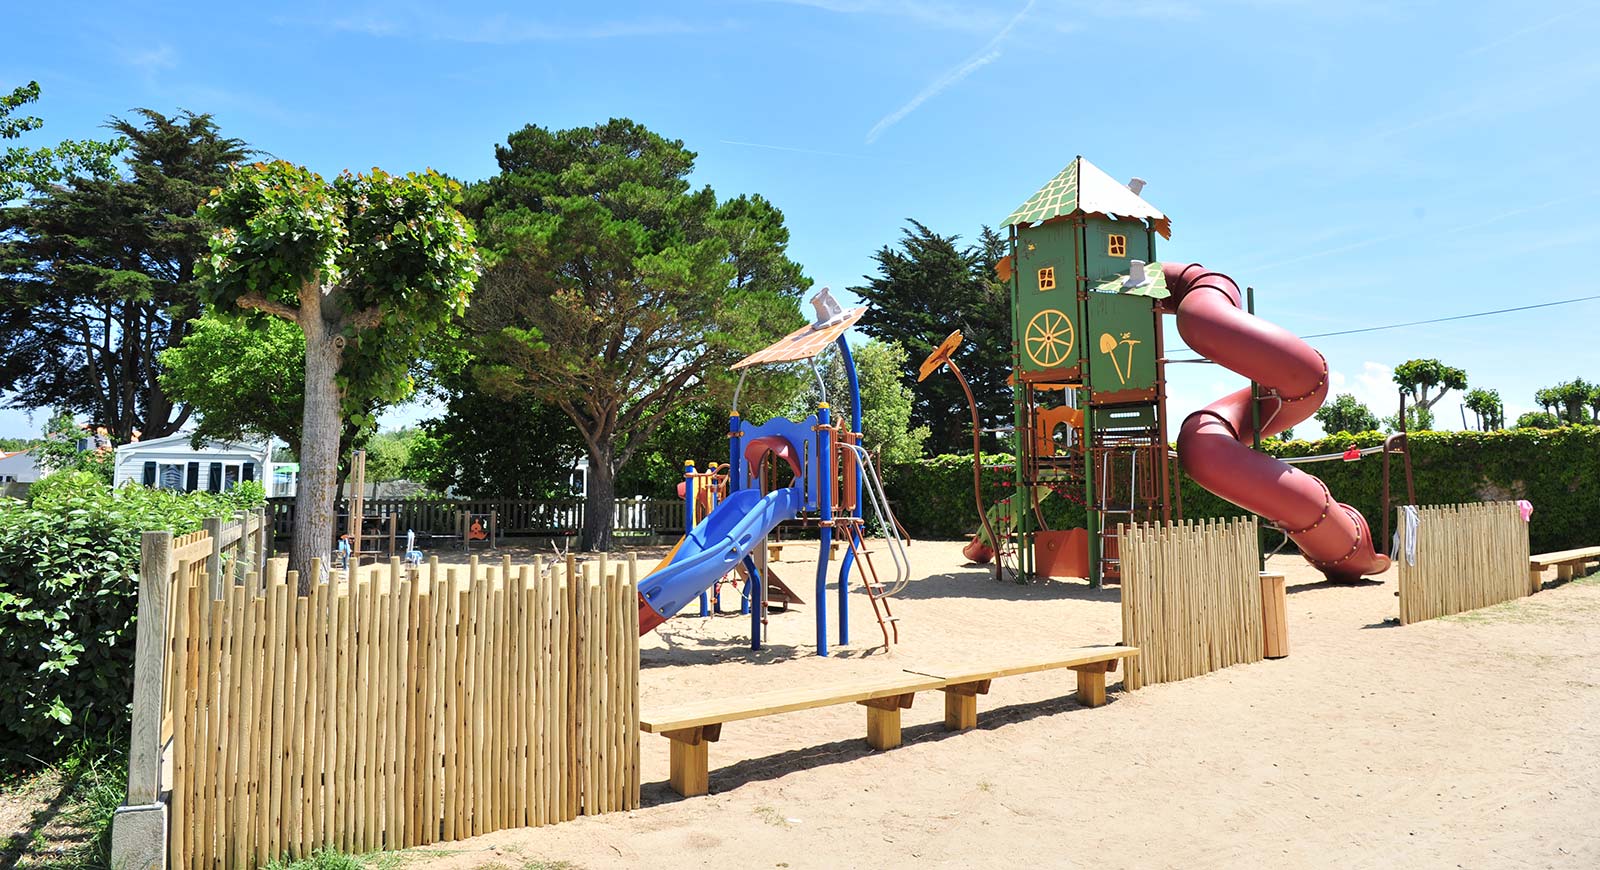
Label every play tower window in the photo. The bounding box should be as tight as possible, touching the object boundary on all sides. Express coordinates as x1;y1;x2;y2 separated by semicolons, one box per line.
1037;267;1056;291
1107;234;1127;257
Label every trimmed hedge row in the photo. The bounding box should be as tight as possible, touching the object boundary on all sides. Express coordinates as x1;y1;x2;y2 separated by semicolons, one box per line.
883;426;1599;555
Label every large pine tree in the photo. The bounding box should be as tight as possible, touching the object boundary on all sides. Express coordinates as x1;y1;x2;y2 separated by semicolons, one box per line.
0;110;248;440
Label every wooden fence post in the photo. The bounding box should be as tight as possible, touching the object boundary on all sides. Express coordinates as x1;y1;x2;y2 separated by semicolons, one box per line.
112;531;176;870
204;516;224;599
127;530;175;803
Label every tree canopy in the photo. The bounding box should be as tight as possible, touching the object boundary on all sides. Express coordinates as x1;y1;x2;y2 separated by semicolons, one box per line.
0;82;123;201
464;118;807;549
1537;378;1596;424
849;221;1010;456
1312;392;1379;435
0;109;247;441
199;161;478;576
785;339;929;466
1463;388;1504;431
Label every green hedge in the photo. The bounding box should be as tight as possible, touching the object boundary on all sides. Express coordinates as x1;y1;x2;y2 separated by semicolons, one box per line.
885;426;1599;555
0;474;264;767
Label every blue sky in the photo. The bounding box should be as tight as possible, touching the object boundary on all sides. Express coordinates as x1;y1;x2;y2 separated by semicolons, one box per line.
6;0;1599;439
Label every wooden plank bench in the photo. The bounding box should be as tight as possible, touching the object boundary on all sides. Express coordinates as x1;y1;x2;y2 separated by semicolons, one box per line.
1531;546;1600;591
640;645;1137;797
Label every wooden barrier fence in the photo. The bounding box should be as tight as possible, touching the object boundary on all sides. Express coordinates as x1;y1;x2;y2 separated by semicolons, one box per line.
268;497;683;541
1119;517;1264;690
1395;501;1529;624
120;523;640;869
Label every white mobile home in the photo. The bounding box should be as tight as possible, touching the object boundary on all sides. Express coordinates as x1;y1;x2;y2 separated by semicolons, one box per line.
113;433;270;493
0;450;40;485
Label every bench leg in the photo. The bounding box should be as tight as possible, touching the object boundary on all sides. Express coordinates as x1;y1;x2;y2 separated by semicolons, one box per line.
941;679;991;731
1530;567;1544;595
859;694;914;750
1558;563;1575;582
1070;664;1108;708
662;724;721;798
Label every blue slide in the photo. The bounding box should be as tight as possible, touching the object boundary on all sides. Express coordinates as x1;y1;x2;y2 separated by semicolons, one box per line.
637;485;804;634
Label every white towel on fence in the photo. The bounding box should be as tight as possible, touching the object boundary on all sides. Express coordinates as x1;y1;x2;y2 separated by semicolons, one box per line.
1392;505;1421;566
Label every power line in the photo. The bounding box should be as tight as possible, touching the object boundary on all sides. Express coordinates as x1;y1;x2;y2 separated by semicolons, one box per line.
1167;292;1600;361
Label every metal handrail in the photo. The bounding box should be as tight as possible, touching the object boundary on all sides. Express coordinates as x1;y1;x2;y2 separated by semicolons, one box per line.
840;442;912;597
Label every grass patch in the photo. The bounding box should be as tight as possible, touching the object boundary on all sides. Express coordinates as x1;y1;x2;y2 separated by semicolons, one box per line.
262;848;413;869
0;741;125;869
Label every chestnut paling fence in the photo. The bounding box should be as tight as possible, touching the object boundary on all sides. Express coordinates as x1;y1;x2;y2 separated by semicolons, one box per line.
1395;501;1529;625
1118;517;1264;690
121;520;640;869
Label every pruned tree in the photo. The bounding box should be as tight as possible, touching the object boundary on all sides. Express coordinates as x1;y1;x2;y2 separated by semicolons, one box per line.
199;162;478;577
1515;411;1561;429
0;109;246;440
850;221;1011;455
464;119;808;550
1392;359;1466;431
1538;378;1596;425
158;314;385;477
1312;392;1379;435
1463;388;1504;431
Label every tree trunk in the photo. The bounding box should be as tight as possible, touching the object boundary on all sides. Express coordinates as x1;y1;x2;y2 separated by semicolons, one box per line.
290;312;344;590
580;443;615;552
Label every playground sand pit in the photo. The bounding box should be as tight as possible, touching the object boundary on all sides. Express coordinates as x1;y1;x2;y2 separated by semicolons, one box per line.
406;541;1600;869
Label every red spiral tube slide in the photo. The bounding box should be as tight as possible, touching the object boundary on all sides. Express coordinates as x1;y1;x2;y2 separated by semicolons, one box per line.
1163;263;1390;581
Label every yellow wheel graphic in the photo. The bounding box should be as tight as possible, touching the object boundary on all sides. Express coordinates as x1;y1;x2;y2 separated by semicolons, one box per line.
1024;309;1075;369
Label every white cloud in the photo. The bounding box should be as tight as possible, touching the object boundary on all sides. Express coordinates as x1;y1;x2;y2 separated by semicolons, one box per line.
864;0;1035;144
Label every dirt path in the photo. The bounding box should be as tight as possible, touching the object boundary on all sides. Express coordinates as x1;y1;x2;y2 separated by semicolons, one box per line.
262;543;1600;867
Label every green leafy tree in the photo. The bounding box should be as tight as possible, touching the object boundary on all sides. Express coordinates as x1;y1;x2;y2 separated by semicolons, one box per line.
465;119;807;550
0;110;247;441
1391;359;1465;432
1539;378;1596;424
1313;393;1379;435
1589;383;1600;423
199;162;478;577
159;315;386;489
1463;388;1504;430
1515;410;1562;429
786;339;929;465
850;221;1011;456
0;81;123;201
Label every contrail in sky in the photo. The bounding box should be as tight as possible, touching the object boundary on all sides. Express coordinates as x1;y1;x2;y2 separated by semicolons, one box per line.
864;0;1036;144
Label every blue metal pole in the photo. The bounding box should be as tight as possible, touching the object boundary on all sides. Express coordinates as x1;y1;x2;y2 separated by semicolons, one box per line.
686;459;709;618
815;403;832;657
835;337;862;648
733;412;763;648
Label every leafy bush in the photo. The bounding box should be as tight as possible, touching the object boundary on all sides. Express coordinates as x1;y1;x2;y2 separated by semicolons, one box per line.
886;426;1600;555
0;479;264;766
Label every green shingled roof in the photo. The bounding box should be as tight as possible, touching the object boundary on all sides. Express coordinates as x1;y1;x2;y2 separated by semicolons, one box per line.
1002;156;1171;238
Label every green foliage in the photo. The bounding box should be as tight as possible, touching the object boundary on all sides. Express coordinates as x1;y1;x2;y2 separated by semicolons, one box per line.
200;160;478;570
1313;392;1379;435
0;109;248;441
1391;358;1467;422
0;742;126;867
198;161;479;416
0;481;263;763
887;427;1599;555
31;410;113;484
0;82;124;202
849;221;1011;456
1463;388;1505;430
786;339;928;465
1516;410;1561;429
159;315;305;447
882;454;1087;541
464;118;807;549
361;429;417;484
1538;378;1596;424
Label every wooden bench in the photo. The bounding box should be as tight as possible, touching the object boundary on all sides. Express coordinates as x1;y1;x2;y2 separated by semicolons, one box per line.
766;540;845;562
639;645;1137;797
1531;546;1600;591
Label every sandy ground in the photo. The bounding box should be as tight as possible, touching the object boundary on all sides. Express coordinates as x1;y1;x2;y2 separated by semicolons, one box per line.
391;539;1600;870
